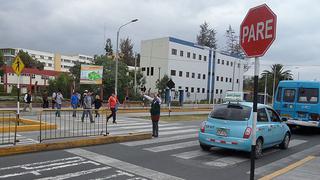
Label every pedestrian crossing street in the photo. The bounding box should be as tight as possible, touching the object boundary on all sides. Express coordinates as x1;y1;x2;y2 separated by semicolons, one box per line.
116;118;308;169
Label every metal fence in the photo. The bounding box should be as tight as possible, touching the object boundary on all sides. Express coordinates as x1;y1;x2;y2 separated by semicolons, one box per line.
0;110;17;145
39;109;109;142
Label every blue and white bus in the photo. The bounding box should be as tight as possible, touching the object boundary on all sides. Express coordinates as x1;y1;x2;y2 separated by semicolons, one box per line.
273;80;320;127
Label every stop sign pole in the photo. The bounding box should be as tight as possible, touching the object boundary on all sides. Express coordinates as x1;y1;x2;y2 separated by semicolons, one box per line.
239;4;277;180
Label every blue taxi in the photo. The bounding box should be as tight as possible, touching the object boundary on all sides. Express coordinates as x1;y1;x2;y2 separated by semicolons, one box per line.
198;102;291;158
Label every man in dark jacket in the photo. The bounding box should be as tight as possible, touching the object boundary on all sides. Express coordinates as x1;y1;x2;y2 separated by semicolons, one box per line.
23;90;32;112
143;93;161;137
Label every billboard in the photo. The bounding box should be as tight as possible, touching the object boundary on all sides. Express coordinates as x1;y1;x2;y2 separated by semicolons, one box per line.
80;65;103;84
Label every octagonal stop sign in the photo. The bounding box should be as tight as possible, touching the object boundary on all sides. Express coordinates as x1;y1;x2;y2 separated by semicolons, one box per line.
240;4;277;58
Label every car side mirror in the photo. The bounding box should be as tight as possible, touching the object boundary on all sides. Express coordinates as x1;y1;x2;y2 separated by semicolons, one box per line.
281;117;288;122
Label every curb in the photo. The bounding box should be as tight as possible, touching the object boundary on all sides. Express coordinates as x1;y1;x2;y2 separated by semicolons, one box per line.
0;118;57;133
0;132;151;157
259;155;316;180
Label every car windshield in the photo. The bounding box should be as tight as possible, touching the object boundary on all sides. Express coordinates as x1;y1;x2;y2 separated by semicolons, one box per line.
210;104;251;121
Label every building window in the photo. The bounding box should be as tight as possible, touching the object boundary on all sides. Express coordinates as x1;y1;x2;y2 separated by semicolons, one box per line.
222;60;224;65
171;49;177;55
227;61;229;66
48;63;52;67
141;67;146;71
203;74;206;79
218;59;220;64
32;74;36;79
151;67;154;76
193;53;196;59
192;73;195;78
238;63;241;68
199;55;202;60
186;72;190;78
231;62;233;66
187;52;191;58
197;73;201;79
216;76;219;81
185;87;189;92
171;70;176;76
180;50;184;57
216;89;219;94
40;55;44;59
178;86;182;89
179;71;183;77
48;57;53;60
147;67;150;76
230;78;232;83
227;77;229;82
237;79;239;83
202;88;205;93
197;88;200;93
204;56;207;61
221;77;223;81
191;87;194;93
220;89;223;94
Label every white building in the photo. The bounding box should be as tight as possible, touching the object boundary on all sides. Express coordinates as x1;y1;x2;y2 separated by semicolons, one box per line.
0;48;93;72
140;37;245;103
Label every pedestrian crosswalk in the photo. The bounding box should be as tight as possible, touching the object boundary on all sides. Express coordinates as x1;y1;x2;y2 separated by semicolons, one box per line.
0;134;39;147
116;118;309;169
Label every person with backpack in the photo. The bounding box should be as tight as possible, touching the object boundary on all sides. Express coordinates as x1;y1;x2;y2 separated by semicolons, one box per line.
93;95;102;117
81;91;94;123
107;93;119;124
143;93;161;137
23;90;32;112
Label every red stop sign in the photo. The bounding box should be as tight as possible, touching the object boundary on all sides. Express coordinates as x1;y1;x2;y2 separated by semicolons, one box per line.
240;4;277;58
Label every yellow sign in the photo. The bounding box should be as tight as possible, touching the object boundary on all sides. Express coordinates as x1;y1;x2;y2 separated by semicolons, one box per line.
11;56;25;76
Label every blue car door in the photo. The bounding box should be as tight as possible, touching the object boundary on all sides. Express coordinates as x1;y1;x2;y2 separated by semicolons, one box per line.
257;107;273;146
267;108;284;143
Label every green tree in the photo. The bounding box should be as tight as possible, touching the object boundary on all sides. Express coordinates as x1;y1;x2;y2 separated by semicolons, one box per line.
260;64;293;96
120;37;135;66
17;50;44;70
225;25;244;57
48;73;73;98
156;74;170;97
104;38;113;56
69;61;81;90
196;22;217;49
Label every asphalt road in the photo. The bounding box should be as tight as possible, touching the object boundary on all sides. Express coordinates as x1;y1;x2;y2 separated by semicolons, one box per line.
1;117;320;180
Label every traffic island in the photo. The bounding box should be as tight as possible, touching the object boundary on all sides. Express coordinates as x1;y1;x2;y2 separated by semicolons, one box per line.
0;132;151;157
0;118;57;133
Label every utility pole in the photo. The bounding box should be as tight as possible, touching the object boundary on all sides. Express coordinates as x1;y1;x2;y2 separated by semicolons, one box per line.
134;55;137;94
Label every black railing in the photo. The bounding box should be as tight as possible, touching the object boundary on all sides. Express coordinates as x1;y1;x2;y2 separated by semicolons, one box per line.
39;109;108;142
0;110;18;146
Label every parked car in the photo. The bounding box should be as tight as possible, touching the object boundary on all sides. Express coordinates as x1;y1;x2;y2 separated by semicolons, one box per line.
198;102;291;158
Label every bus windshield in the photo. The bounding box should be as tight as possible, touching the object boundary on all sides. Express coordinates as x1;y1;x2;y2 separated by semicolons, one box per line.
298;88;319;103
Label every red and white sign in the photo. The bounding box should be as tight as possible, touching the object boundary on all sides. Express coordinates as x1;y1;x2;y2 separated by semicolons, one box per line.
240;4;277;58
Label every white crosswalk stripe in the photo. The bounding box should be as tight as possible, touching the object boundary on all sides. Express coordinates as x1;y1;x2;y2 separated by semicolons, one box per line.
172;150;209;159
204;156;247;167
144;140;199;152
121;134;198;146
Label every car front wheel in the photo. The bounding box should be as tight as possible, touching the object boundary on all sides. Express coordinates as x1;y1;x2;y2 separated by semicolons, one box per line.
279;132;290;149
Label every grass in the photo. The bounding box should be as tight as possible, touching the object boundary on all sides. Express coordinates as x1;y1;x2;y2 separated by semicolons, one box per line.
139;114;209;122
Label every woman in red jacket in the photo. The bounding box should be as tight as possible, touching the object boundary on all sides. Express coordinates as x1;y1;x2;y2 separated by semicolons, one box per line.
107;93;119;124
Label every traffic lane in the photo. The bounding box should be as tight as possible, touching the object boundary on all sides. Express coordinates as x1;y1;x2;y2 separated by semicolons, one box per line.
0;150;147;180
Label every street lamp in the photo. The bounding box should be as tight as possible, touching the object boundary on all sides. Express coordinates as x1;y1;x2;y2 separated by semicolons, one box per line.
115;19;138;95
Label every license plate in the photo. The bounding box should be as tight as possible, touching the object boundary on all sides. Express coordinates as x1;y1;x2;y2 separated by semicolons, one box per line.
216;128;227;136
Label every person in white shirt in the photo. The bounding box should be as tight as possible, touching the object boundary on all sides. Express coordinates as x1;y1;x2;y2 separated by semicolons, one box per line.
23;90;32;112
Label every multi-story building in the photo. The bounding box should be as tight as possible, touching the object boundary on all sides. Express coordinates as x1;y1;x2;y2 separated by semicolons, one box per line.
0;48;93;72
140;37;245;103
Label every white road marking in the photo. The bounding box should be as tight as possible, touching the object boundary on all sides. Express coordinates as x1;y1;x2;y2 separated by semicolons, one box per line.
289;139;307;147
108;127;197;135
66;148;184;180
90;170;139;180
204;156;247;167
172;150;209;159
121;133;198;146
117;123;180;129
35;167;111;180
144;141;199;152
158;129;198;136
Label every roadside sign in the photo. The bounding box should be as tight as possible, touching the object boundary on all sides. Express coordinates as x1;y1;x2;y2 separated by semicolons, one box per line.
240;4;277;58
12;56;24;76
166;79;175;89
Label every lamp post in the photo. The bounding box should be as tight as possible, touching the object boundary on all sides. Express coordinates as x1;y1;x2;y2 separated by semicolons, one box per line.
272;66;277;106
115;19;138;95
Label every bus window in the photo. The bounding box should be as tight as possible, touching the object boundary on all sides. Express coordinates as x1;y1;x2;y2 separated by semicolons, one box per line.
283;89;295;102
298;88;319;104
276;87;282;102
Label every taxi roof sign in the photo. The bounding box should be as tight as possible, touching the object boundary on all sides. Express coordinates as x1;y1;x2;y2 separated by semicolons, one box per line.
225;91;244;102
11;56;25;76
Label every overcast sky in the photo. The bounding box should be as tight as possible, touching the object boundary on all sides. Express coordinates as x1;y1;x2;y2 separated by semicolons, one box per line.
1;0;320;80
